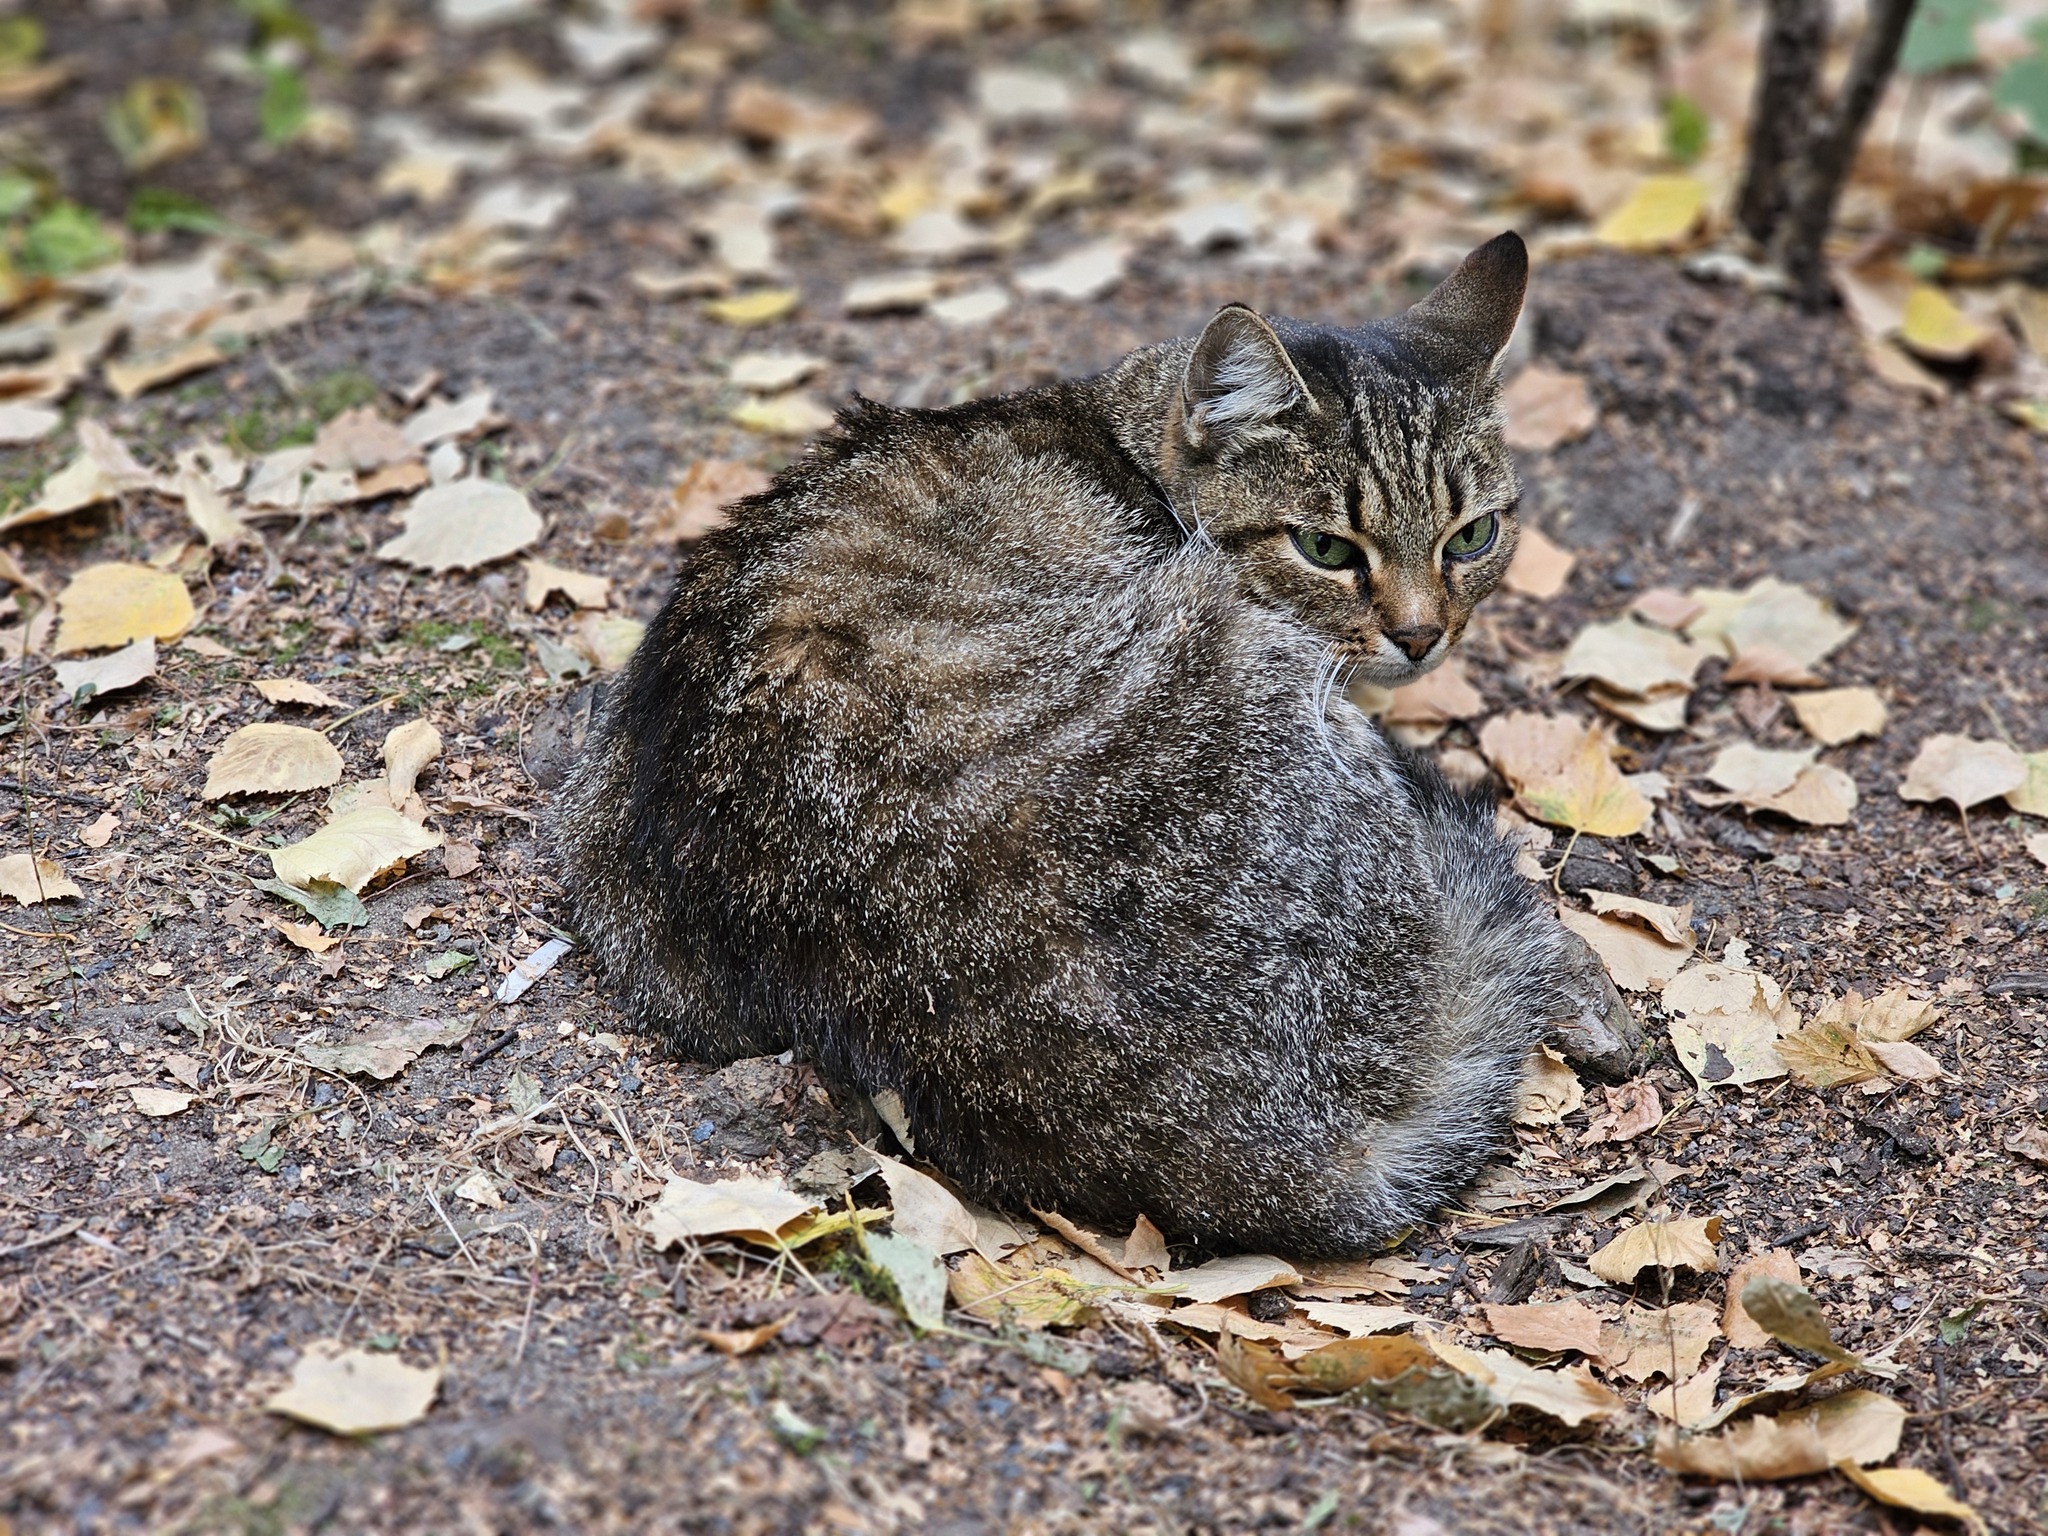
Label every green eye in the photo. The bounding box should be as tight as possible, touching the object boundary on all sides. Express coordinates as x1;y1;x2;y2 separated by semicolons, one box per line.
1443;512;1498;560
1291;528;1362;570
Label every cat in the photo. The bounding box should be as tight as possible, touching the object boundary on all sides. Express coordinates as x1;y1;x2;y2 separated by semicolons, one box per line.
551;232;1627;1257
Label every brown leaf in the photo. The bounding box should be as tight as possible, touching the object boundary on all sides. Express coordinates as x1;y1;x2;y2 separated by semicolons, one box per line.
1836;1464;1988;1535
1897;734;2026;812
1582;1079;1663;1145
1480;1300;1607;1357
1597;1301;1721;1382
1172;1254;1301;1305
657;459;771;541
1785;686;1887;746
0;853;83;905
696;1315;792;1357
202;724;345;799
872;1152;979;1256
253;678;344;708
266;1342;441;1436
312;406;417;472
296;1017;472;1080
521;557;611;611
1515;1043;1584;1126
1501;364;1598;452
1501;524;1575;598
382;719;443;808
1559;907;1692;993
1477;712;1651;838
1653;1389;1904;1481
1588;1217;1722;1284
1123;1214;1171;1273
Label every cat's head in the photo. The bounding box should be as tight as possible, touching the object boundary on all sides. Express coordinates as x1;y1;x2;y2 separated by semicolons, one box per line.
1158;232;1528;688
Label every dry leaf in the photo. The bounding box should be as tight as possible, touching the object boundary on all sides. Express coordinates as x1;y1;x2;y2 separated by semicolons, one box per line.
312;406;416;472
1480;1300;1607;1357
1477;712;1651;838
731;393;836;437
1582;1079;1663;1145
1561;616;1710;698
1854;985;1942;1043
659;459;770;541
377;480;542;572
270;806;442;893
1172;1254;1301;1306
297;1017;471;1078
128;1085;195;1117
52;636;157;700
202;724;345;799
1704;742;1813;801
1294;1302;1424;1337
1786;686;1887;746
1422;1334;1625;1426
402;388;499;448
1864;1036;1945;1082
1594;175;1709;250
573;613;645;671
1598;1302;1721;1382
697;1317;792;1357
1516;1043;1585;1126
2008;751;2048;816
264;913;340;954
1123;1214;1171;1273
1898;284;1989;362
254;678;344;707
1777;1013;1882;1089
1645;1357;1725;1428
1586;892;1693;944
946;1253;1094;1329
1382;658;1485;725
79;812;118;849
1722;1249;1803;1348
1836;1465;1988;1535
1654;1390;1904;1481
1502;525;1575;597
1663;961;1797;1090
641;1174;817;1247
382;719;442;807
843;271;940;315
521;557;610;611
1560;907;1691;993
1502;364;1598;452
53;563;194;654
0;854;83;905
728;351;826;391
1013;241;1131;301
705;288;800;327
871;1152;978;1257
1588;1216;1722;1284
1687;577;1855;680
1898;734;2027;812
1631;587;1705;629
266;1341;441;1436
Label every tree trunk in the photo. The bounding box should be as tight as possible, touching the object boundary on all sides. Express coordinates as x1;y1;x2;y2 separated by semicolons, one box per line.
1736;0;1921;307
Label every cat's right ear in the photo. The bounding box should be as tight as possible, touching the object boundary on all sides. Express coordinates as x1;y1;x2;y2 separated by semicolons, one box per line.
1397;230;1528;372
1181;304;1313;451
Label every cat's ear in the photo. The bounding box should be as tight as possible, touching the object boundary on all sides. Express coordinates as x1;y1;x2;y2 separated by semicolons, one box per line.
1399;230;1528;371
1181;304;1314;450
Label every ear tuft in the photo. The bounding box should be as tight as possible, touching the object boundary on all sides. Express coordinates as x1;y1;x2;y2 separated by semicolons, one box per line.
1401;230;1528;369
1182;305;1312;449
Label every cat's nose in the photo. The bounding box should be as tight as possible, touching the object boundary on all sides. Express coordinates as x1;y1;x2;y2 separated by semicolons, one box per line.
1385;623;1443;661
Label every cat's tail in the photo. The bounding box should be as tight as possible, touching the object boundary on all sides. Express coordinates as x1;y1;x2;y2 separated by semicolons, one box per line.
1336;758;1589;1244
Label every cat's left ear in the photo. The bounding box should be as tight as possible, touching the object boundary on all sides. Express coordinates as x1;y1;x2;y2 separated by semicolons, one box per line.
1400;230;1528;372
1181;304;1315;451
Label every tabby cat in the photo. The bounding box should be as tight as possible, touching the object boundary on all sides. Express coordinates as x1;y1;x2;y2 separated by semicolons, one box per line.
552;232;1620;1256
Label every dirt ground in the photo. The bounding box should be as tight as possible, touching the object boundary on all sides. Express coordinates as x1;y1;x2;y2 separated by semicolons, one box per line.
4;3;2048;1534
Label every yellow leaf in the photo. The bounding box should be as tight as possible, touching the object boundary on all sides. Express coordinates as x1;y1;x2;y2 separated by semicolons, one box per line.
704;288;800;327
269;806;442;893
1836;1464;1988;1534
638;1174;817;1247
946;1252;1095;1329
129;1085;196;1116
2009;750;2048;817
1524;731;1652;837
1655;1390;1904;1481
0;853;82;905
730;393;836;437
1594;175;1709;250
266;1341;441;1436
1898;284;1987;363
53;562;194;654
202;723;345;800
1785;686;1887;746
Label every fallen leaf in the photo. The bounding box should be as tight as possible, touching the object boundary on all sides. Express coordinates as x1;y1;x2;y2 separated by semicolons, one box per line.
1502;364;1598;451
382;719;442;806
705;288;800;327
1481;1300;1607;1357
1631;587;1705;629
946;1253;1095;1329
79;812;118;849
0;402;61;445
253;877;367;930
1836;1464;1988;1535
52;636;157;700
1013;240;1131;301
697;1317;792;1357
266;1341;441;1436
641;1174;818;1247
296;1017;471;1078
2008;751;2048;816
1854;985;1942;1043
202;724;345;799
1898;283;1989;362
1594;175;1709;250
53;563;194;654
1587;892;1693;944
1722;1249;1803;1348
1172;1254;1301;1305
312;406;416;472
1777;1012;1882;1089
2006;1123;2048;1163
1898;734;2027;813
1864;1036;1946;1082
0;853;82;904
1687;577;1856;681
930;286;1010;326
1477;712;1651;837
1516;1043;1585;1125
1423;1333;1626;1426
1123;1215;1171;1273
264;913;340;954
1598;1302;1721;1382
731;393;836;437
658;458;770;540
1663;961;1796;1090
871;1153;978;1257
1644;1357;1725;1428
253;678;344;707
1582;1079;1663;1144
1704;742;1813;801
1589;1217;1722;1284
1502;524;1575;597
402;388;499;447
521;557;610;611
1561;615;1710;699
1382;657;1484;725
270;806;442;893
728;351;826;391
865;1231;948;1331
377;479;542;572
843;271;940;315
128;1085;195;1116
1560;907;1692;993
106;337;225;400
451;1170;503;1209
1654;1390;1904;1481
1786;686;1887;746
1294;1302;1424;1336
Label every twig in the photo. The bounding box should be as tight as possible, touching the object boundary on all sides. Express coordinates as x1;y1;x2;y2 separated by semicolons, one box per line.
1930;1344;1967;1497
420;1182;484;1274
468;1026;520;1067
0;1220;85;1263
181;818;272;856
324;693;405;735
